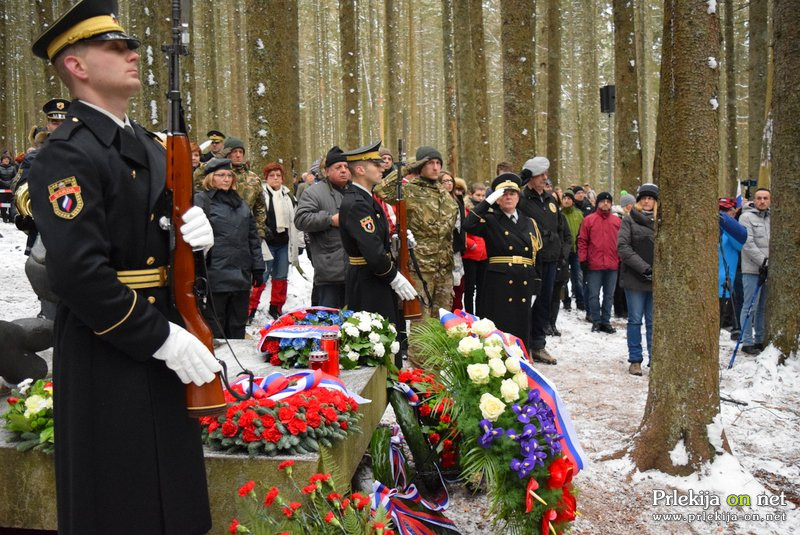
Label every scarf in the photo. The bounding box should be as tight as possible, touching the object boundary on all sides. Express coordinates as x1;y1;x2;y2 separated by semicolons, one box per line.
268;185;293;233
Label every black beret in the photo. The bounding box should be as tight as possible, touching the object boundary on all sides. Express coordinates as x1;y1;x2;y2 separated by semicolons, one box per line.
204;158;233;176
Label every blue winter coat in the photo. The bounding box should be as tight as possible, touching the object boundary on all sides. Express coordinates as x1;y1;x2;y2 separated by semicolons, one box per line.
718;213;746;298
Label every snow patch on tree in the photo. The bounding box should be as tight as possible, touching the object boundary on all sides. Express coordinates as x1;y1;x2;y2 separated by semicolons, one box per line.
521;128;528;136
710;98;719;110
706;0;717;14
146;45;154;67
256;38;264;50
256;83;266;96
706;413;724;452
708;57;718;69
669;439;689;466
149;100;158;125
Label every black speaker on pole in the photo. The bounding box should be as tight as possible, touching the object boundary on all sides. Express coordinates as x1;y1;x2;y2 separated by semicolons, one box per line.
600;85;616;113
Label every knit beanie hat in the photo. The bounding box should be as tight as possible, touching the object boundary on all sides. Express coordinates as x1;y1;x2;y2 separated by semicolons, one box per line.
620;193;636;208
223;136;245;153
596;191;613;204
415;146;442;163
636;183;660;201
563;189;576;201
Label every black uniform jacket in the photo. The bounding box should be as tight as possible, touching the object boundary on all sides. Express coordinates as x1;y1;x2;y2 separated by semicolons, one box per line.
463;200;541;342
519;187;563;263
28;101;211;535
339;183;399;324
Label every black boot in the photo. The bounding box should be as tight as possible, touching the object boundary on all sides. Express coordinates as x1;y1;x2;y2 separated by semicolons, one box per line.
598;323;616;334
550;323;561;336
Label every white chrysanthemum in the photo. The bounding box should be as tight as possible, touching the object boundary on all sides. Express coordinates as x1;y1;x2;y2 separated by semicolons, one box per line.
467;363;491;384
500;378;521;403
358;319;372;332
368;332;381;343
505;356;522;374
371;319;383;329
390;341;400;355
23;395;47;418
471;318;496;336
373;343;386;357
513;372;529;390
388;324;397;334
347;350;360;362
484;343;504;360
488;358;507;377
457;336;483;355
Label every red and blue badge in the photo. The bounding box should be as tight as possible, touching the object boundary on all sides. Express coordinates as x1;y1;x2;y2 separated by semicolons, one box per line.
47;176;84;219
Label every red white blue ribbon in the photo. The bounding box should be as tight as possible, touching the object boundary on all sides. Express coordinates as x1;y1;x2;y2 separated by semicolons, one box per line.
392;382;421;407
519;359;586;473
370;425;456;535
231;369;371;405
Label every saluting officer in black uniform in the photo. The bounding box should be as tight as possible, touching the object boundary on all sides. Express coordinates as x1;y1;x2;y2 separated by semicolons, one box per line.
29;1;220;533
463;174;542;344
339;140;417;324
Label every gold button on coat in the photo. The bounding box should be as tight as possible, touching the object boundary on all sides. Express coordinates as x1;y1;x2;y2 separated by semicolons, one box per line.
147;296;156;304
146;256;155;265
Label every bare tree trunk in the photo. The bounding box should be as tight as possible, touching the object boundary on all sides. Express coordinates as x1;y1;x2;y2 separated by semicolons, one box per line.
501;0;537;167
442;0;458;175
340;0;360;148
723;0;739;194
546;0;561;185
469;0;491;182
453;0;479;181
586;0;600;187
635;0;651;183
765;0;799;362
747;0;768;182
246;0;300;175
632;0;722;475
613;0;643;195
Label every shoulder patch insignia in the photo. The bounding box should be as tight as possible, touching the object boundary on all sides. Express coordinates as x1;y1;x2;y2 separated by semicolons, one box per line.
549;202;557;213
360;216;375;233
48;177;84;219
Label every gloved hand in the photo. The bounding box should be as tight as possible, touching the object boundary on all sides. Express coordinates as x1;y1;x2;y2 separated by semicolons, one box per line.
390;272;418;301
15;215;36;234
580;260;589;273
153;322;222;386
407;229;416;249
180;206;214;254
486;188;504;205
642;268;653;282
252;270;265;287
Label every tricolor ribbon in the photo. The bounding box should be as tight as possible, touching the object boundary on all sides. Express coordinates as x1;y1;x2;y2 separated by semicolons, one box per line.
370;425;456;535
392;382;421;407
231;369;371;405
438;308;478;330
257;306;342;352
519;359;586;473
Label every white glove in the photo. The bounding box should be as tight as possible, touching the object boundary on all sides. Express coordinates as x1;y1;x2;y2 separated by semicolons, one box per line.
390;272;418;301
153;322;222;386
486;189;504;205
406;229;416;249
181;206;214;253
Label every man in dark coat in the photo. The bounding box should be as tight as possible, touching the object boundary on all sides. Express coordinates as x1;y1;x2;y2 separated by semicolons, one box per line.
518;157;562;364
294;146;351;307
463;174;542;343
339;141;417;324
29;1;220;533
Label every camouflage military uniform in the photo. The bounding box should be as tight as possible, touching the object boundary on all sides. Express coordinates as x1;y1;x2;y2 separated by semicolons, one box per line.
192;162;206;190
232;164;267;239
375;171;457;319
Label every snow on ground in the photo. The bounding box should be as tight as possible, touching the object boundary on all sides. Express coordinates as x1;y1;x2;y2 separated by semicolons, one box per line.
1;220;798;534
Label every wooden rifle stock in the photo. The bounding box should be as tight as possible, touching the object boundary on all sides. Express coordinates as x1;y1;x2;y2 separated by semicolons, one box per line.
395;140;421;319
165;0;225;417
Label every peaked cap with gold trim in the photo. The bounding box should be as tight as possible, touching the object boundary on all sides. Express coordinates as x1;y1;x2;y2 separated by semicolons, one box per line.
491;173;522;193
32;0;140;61
43;98;71;120
344;140;383;163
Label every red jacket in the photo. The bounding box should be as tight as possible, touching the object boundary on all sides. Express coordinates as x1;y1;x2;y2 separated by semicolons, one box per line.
462;207;487;261
577;210;620;270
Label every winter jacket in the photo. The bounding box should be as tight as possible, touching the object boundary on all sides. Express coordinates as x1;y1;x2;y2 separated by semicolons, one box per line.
462;207;487;261
575;198;594;217
718;212;746;297
738;205;770;274
0;162;17;188
578;209;621;271
293;179;349;284
618;209;654;291
518;187;563;263
195;188;265;293
561;206;584;252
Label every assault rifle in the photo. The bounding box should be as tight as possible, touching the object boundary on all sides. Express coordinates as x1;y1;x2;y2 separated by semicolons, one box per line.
395;139;421;319
164;0;250;416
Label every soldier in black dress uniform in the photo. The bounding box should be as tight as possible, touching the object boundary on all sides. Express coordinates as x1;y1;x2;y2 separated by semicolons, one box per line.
463;174;542;345
30;1;220;533
339;140;417;324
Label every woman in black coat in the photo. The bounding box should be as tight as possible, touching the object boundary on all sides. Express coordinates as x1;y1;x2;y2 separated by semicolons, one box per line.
195;158;265;338
463;174;542;342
